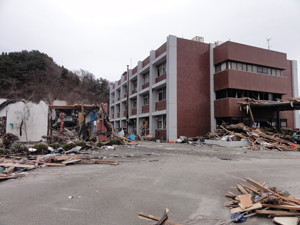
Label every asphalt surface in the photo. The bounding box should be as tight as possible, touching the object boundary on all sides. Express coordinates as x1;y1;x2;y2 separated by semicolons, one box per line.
1;141;300;225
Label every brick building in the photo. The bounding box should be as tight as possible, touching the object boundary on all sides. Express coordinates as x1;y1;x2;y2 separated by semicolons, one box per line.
109;35;299;141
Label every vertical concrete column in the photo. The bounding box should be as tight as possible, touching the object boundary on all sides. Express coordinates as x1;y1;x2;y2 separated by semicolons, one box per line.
127;69;132;120
149;50;156;137
209;43;216;133
166;35;177;142
292;60;300;128
136;61;142;134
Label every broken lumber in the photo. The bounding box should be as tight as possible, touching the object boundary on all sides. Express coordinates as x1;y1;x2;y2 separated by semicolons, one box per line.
272;217;300;225
45;163;66;167
138;212;181;225
155;208;169;225
261;204;300;210
238;194;252;209
61;159;81;164
0;163;35;169
255;210;300;216
231;202;262;214
3;166;15;175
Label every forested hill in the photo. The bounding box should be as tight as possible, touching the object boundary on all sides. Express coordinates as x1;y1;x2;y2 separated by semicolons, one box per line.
0;50;109;104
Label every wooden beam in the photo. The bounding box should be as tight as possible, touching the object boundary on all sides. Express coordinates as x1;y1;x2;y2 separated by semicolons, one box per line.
261;204;300;210
0;163;35;169
3;166;15;175
138;212;181;225
255;210;300;216
45;163;66;167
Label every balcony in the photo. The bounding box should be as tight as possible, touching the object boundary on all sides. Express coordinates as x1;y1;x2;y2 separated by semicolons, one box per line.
214;70;288;94
132;108;137;115
124;111;127;117
132;89;137;95
112;114;114;119
142;105;149;114
117;112;120;118
155;73;166;83
155;100;166;111
117;97;120;101
118;79;121;86
124;93;127;98
214;98;276;119
142;82;149;89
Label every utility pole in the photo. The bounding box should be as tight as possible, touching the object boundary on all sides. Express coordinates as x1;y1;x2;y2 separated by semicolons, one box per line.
126;65;129;134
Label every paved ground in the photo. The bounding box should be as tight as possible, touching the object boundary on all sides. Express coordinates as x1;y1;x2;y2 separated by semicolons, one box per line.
1;141;300;225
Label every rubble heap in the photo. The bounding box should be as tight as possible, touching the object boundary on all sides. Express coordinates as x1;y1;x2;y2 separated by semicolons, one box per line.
204;123;300;151
221;178;300;224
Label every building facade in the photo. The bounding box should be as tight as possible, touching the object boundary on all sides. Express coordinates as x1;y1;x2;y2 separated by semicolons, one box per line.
109;35;299;141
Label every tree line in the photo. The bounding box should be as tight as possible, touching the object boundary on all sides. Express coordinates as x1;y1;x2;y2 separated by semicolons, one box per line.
0;50;109;104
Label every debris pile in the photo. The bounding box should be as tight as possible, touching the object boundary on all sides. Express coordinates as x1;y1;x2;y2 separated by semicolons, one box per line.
203;123;300;151
221;177;300;224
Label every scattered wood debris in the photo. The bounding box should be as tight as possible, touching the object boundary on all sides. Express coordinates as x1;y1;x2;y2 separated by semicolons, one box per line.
221;177;300;224
138;209;181;225
201;123;300;151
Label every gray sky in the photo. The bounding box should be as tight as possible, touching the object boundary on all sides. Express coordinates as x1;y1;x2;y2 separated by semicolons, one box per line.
0;0;299;84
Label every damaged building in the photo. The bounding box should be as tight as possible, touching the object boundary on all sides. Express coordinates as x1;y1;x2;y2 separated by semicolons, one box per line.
109;35;299;142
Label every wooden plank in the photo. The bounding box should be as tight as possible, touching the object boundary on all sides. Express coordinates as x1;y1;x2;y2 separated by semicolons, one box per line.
262;204;300;210
238;194;253;209
237;184;248;194
3;166;15;175
155;208;169;225
231;202;262;214
61;159;81;164
245;178;272;193
0;174;8;178
272;217;300;225
255;210;300;216
138;212;181;225
0;163;35;169
45;163;66;167
95;160;115;164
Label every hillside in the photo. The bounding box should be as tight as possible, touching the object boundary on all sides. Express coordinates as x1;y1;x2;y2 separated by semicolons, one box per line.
0;50;109;104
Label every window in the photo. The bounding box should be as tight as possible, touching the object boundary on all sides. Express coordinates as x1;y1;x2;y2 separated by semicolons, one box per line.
247;65;253;72
132;120;136;129
158;62;166;76
144;95;149;105
157;87;166;101
133;80;137;90
132;99;137;108
144;73;149;84
221;62;227;71
215;64;221;73
157;115;166;129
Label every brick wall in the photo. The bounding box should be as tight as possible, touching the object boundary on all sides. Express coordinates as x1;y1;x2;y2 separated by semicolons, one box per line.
132;66;137;75
142;56;150;67
156;42;167;58
155;129;166;140
177;38;211;137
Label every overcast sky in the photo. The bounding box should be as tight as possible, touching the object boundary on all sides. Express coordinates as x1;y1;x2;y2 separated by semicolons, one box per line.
0;0;299;84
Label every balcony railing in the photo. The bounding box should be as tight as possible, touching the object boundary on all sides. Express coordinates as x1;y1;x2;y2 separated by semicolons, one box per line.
124;111;127;117
132;89;137;94
117;112;120;118
142;104;149;114
155;100;166;111
155;73;166;83
142;82;149;89
132;108;137;115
